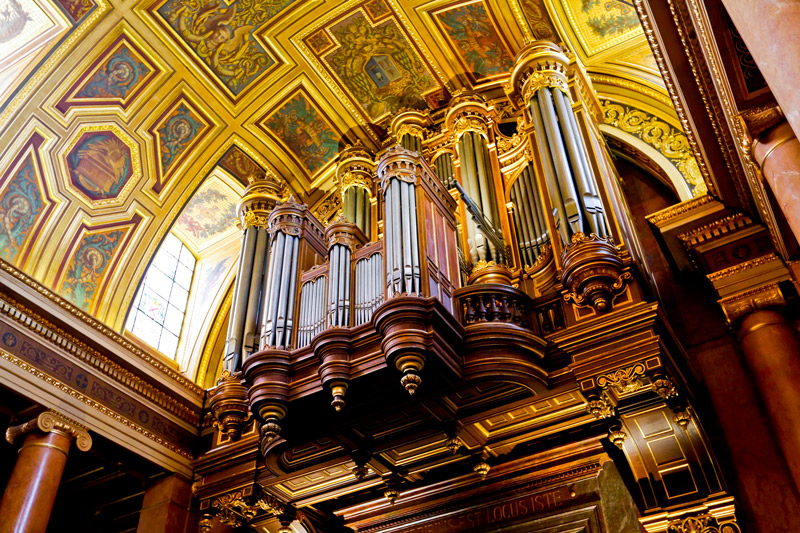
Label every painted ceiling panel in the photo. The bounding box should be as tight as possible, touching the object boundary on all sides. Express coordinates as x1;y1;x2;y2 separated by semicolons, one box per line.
0;0;692;377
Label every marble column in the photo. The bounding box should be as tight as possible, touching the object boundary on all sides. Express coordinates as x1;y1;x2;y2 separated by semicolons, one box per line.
0;411;91;533
137;475;197;533
751;121;800;241
738;308;800;493
721;0;800;139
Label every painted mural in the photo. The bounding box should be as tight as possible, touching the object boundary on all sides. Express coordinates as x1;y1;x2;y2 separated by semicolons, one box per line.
174;176;238;248
153;98;209;191
560;0;642;56
581;0;639;37
264;93;339;175
57;38;157;113
218;146;266;184
67;131;134;201
519;0;559;41
60;228;127;312
438;2;513;79
0;140;49;266
55;0;96;23
155;0;296;96
321;10;438;121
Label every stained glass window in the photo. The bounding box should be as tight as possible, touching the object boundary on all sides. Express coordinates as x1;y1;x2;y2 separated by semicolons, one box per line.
126;233;196;358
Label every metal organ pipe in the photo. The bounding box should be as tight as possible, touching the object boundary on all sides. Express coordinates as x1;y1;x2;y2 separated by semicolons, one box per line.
242;227;269;356
536;88;584;237
553;89;609;237
529;98;569;243
223;225;256;373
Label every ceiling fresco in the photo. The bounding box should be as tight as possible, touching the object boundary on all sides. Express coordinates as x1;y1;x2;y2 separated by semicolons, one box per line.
0;0;691;381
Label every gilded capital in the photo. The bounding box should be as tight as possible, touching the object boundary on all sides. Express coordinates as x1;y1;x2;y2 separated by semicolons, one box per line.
718;282;786;325
238;175;284;229
6;410;92;452
508;40;570;106
336;144;375;198
445;92;492;141
390;110;430;144
376;144;421;191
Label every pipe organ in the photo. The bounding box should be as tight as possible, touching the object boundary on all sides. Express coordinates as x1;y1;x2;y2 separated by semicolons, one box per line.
202;40;738;533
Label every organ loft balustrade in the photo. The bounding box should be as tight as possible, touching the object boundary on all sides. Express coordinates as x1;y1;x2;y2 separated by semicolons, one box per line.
199;40;741;532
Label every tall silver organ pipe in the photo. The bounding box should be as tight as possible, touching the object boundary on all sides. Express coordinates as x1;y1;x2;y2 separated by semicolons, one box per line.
457;130;500;263
354;253;383;326
510;164;550;267
433;153;455;189
223;180;280;373
379;146;422;297
343;186;371;237
297;276;326;347
400;133;423;153
260;202;302;350
516;42;609;242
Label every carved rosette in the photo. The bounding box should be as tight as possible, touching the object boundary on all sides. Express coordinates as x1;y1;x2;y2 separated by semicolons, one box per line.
6;410;92;452
377;145;421;192
208;370;250;439
508;40;570;106
561;233;630;312
238;176;283;229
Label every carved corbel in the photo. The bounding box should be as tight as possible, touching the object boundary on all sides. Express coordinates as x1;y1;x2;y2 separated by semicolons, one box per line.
242;348;291;454
208;370;250;440
561;232;631;312
311;327;353;411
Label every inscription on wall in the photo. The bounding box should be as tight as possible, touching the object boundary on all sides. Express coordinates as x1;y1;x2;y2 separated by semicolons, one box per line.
385;487;571;533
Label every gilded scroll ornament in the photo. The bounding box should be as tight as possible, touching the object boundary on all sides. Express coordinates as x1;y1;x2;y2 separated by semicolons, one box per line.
6;410;92;452
596;363;646;394
601;100;706;197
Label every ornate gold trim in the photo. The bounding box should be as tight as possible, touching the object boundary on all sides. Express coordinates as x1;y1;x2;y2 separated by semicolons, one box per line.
0;348;192;459
706;253;780;282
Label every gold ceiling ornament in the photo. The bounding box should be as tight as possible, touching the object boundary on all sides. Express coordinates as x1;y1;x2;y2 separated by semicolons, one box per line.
445;435;463;454
6;409;92;452
651;373;680;400
508;40;570;106
608;422;627;449
600;100;707;196
473;461;491;480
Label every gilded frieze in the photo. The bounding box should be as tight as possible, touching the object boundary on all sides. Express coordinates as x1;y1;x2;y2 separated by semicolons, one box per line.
600;100;706;196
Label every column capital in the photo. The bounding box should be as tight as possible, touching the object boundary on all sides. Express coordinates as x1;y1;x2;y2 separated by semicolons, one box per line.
507;40;570;106
6;410;92;452
718;282;787;326
238;177;284;229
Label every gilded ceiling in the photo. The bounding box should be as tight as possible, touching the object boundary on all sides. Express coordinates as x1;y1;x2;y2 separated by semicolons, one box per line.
0;0;690;379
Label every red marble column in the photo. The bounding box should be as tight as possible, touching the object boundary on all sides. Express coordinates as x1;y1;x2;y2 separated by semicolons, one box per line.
738;309;800;493
688;338;800;531
722;0;800;139
751;121;800;242
137;474;197;533
0;411;91;533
